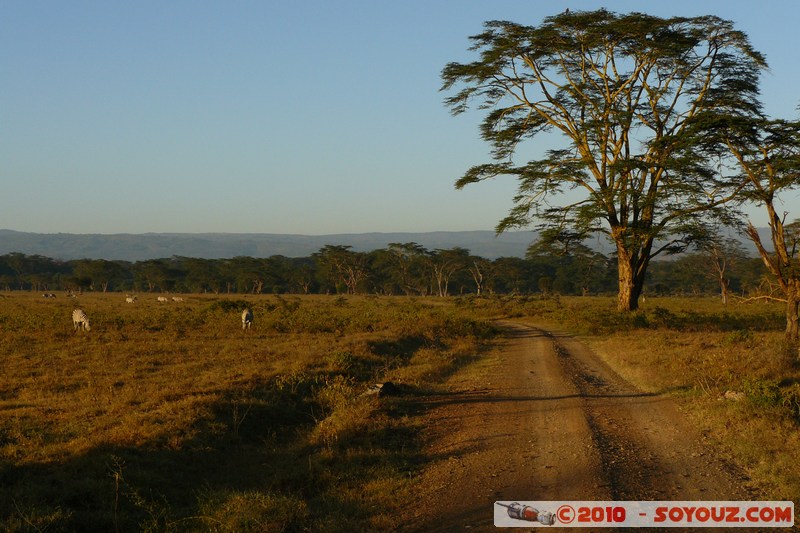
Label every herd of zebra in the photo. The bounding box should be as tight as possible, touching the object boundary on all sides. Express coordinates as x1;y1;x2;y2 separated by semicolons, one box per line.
122;295;184;303
70;301;254;332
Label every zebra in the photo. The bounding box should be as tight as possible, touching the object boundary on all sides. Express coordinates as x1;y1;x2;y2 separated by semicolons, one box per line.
72;308;91;331
125;296;137;303
171;296;184;302
242;308;253;330
157;296;169;302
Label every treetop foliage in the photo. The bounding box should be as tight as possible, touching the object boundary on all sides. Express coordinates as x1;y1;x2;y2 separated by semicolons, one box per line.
441;9;771;310
442;9;766;229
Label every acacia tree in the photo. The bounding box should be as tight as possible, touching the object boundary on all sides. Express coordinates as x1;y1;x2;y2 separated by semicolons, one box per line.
528;230;609;296
385;242;431;295
441;9;766;310
430;247;470;297
281;257;315;294
714;118;800;339
73;259;127;292
468;256;492;295
134;259;174;292
181;257;221;293
313;245;369;294
698;234;747;305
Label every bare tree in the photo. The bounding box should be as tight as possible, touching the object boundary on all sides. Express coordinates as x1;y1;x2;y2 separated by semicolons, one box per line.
699;234;747;305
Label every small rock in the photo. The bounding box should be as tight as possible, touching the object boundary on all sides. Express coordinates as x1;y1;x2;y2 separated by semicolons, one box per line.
723;390;745;401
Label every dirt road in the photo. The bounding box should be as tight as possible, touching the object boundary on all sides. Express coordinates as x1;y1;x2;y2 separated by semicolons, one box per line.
400;322;755;531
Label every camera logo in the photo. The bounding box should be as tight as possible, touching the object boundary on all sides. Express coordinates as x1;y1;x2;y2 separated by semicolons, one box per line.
496;502;556;525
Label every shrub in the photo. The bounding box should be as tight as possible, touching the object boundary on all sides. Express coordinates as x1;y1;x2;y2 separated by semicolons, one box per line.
781;384;800;420
723;329;755;347
326;351;358;372
197;489;308;532
742;378;782;409
206;299;251;312
649;306;677;328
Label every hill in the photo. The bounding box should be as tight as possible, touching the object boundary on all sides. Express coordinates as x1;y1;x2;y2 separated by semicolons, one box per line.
0;229;541;261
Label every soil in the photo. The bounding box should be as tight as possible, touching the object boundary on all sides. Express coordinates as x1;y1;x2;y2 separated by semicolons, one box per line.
399;321;758;532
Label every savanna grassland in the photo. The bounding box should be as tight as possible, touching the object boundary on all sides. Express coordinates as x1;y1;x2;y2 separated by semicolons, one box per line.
1;293;798;531
0;293;496;531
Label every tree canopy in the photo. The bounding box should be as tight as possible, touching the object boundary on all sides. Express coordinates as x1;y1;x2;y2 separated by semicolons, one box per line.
441;9;767;310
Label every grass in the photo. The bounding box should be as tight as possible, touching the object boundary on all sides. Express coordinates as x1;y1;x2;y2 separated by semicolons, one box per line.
2;292;798;530
0;293;497;531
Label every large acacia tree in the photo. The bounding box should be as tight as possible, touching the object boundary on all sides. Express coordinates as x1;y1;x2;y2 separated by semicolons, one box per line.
441;9;766;310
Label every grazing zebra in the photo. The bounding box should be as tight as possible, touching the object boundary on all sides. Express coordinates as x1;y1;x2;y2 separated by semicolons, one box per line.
125;296;137;303
157;296;169;302
242;308;253;330
171;296;184;302
72;308;91;331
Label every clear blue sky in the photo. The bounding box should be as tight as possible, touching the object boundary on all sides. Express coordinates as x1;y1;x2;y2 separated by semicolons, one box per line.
2;1;798;235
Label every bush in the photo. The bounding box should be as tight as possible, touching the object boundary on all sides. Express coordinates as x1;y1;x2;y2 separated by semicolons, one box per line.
742;378;783;409
650;306;677;328
197;489;308;532
781;384;800;420
723;329;755;347
206;299;251;312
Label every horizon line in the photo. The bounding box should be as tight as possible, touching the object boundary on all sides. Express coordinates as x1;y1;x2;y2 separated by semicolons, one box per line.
0;228;534;237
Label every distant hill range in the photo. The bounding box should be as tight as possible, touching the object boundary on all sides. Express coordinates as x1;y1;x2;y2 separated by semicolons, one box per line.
0;229;548;261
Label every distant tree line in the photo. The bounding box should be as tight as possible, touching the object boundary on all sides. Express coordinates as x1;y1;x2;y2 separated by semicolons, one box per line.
0;241;770;299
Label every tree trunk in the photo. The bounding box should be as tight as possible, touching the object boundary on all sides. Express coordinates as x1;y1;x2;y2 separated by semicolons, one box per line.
720;278;729;306
470;262;484;296
617;266;636;311
786;282;800;342
616;250;645;312
434;269;445;297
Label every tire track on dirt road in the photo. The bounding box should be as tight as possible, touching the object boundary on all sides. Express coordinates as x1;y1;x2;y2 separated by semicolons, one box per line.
401;321;755;532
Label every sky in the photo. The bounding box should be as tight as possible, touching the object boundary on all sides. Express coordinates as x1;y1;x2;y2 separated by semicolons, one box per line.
2;1;799;236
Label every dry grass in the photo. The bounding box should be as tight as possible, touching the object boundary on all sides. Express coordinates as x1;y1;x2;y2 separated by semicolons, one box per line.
589;327;800;503
4;292;797;529
0;293;496;531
